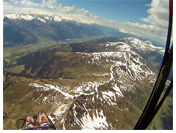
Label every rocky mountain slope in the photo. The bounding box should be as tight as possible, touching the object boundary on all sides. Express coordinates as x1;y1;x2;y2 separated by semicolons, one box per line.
3;37;172;130
3;17;38;46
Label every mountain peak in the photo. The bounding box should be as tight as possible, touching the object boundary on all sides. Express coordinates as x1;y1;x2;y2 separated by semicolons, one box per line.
3;12;96;25
124;37;164;54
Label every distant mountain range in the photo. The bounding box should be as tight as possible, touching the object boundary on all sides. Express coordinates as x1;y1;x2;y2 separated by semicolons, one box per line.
3;13;129;47
3;17;38;47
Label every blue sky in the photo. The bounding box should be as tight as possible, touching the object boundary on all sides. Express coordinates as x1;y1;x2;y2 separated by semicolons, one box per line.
58;0;151;23
4;0;169;45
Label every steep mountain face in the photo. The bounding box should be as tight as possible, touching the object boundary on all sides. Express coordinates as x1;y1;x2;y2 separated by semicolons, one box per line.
123;38;164;72
4;37;172;130
3;13;128;45
3;17;38;47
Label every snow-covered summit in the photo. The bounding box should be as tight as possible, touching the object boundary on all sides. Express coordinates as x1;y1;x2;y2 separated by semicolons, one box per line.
4;13;62;22
3;12;96;25
124;37;165;54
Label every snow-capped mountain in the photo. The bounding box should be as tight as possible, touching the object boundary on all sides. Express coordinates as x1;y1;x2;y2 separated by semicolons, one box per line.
3;37;167;130
4;13;66;23
4;12;92;24
124;37;164;54
3;13;129;47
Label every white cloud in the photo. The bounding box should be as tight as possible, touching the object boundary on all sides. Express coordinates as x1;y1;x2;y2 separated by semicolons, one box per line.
117;22;167;43
141;0;169;29
21;0;40;7
83;10;92;16
58;5;93;18
61;5;77;13
20;0;59;9
4;0;13;2
3;1;18;13
141;15;168;29
14;0;19;4
41;0;58;9
94;18;167;44
3;2;53;15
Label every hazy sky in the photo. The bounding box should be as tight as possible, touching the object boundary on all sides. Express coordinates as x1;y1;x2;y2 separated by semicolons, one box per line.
3;0;170;45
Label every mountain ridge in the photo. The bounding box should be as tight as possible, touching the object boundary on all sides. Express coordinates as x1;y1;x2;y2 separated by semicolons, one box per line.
3;37;172;130
3;13;129;46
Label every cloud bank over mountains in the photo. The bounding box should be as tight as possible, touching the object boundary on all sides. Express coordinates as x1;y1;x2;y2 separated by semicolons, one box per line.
3;0;169;45
141;0;169;29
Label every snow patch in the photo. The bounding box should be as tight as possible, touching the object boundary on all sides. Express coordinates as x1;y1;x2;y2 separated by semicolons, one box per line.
113;84;124;97
54;16;62;22
73;104;109;130
42;97;48;104
74;81;105;96
38;18;46;23
53;104;69;117
125;37;164;54
48;115;55;124
29;83;74;99
102;91;117;105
